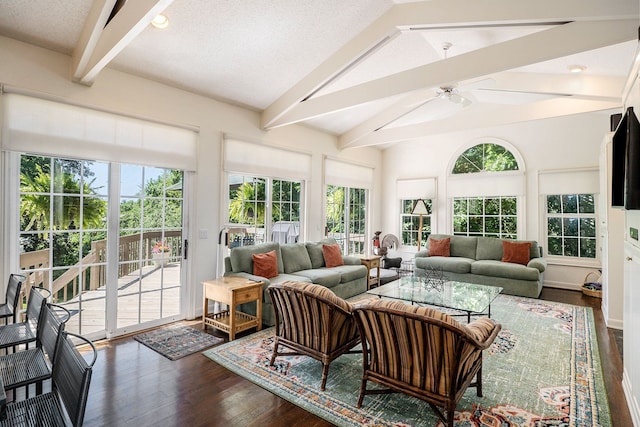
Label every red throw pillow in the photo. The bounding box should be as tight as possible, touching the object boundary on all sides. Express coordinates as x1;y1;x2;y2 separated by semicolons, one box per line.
429;237;451;257
252;250;278;278
322;244;344;267
502;240;531;266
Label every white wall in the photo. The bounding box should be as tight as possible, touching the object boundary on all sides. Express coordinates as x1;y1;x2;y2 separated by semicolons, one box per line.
381;112;611;290
0;36;382;319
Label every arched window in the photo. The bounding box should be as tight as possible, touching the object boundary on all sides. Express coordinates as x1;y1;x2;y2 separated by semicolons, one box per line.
452;143;519;174
448;140;524;239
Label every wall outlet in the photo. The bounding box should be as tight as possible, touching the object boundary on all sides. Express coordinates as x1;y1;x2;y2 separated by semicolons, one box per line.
199;229;209;239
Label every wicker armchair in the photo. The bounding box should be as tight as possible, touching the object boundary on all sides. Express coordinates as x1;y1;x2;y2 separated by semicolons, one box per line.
267;281;361;391
352;299;501;427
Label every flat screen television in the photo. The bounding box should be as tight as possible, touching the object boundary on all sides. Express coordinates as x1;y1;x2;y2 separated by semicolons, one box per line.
612;106;640;209
625;106;640;209
611;109;627;208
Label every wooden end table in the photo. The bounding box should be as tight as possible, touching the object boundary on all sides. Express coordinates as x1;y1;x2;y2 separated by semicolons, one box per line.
202;277;263;340
359;255;381;290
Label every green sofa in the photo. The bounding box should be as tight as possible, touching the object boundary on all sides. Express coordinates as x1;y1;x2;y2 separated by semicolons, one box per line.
223;238;368;326
414;234;546;298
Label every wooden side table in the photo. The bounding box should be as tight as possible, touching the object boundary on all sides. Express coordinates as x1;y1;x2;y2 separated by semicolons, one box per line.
202;277;263;340
359;255;381;290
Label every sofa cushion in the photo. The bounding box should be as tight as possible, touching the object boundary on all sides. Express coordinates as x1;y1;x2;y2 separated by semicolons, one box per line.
471;260;540;281
306;238;338;268
230;242;283;274
322;244;344;267
428;237;450;257
252;250;278;278
502;240;531;266
415;256;474;274
475;237;503;261
428;234;478;259
293;269;341;288
331;264;368;283
281;243;313;273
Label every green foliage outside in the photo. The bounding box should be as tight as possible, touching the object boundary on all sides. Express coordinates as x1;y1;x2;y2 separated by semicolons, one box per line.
453;143;519;174
547;194;596;258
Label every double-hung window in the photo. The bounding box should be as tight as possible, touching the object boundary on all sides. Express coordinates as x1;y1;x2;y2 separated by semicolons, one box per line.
546;194;597;259
401;199;432;246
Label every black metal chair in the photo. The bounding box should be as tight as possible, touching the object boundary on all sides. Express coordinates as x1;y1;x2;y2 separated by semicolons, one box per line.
0;331;97;427
0;287;51;352
0;274;26;324
0;304;70;396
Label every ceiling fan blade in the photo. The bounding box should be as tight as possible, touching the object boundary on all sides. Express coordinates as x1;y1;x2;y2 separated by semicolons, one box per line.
449;93;472;107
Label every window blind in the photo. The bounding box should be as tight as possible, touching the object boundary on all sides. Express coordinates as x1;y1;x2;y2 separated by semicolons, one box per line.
538;168;599;195
396;178;437;199
325;158;374;190
447;172;525;197
224;137;311;180
1;93;198;171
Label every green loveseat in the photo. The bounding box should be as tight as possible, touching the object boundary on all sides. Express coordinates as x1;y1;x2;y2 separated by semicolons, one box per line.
224;238;367;326
414;234;546;298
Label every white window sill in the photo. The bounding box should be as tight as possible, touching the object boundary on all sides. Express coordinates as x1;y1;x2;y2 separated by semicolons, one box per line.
545;256;601;269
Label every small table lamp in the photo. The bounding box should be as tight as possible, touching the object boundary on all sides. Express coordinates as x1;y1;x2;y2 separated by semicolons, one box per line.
411;199;429;251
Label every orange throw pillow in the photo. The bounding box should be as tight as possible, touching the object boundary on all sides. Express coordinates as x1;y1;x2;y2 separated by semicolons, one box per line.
252;250;278;278
502;240;531;266
322;244;344;268
429;237;451;257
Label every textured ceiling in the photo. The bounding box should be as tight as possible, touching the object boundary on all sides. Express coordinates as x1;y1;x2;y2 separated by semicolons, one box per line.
0;0;637;149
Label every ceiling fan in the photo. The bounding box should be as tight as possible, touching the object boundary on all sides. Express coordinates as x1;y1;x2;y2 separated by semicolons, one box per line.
435;85;472;107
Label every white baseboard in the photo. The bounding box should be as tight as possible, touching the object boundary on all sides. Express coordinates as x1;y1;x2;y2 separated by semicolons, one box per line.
543;281;582;291
601;304;624;330
623;369;640;427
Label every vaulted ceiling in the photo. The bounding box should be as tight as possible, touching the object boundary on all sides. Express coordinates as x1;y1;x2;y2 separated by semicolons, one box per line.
0;0;638;149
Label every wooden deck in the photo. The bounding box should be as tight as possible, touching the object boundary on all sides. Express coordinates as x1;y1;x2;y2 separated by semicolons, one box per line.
59;262;182;336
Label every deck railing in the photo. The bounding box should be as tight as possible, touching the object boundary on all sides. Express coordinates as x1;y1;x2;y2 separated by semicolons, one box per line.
18;231;182;304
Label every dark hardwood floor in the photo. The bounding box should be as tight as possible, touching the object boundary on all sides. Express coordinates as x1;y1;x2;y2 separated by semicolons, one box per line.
77;288;629;427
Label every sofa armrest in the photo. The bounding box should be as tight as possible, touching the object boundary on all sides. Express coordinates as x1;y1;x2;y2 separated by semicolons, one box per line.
527;257;547;273
415;250;429;258
342;256;361;265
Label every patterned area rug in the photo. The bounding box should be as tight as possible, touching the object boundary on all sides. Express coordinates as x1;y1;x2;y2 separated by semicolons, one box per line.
203;295;611;426
135;325;223;360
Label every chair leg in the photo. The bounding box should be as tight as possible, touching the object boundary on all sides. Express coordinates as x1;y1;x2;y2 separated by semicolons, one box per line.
476;364;483;397
269;339;279;366
446;408;455;427
320;362;330;391
357;378;367;408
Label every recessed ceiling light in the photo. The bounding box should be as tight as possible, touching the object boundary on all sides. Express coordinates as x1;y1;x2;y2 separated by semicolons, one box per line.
568;65;586;73
151;14;169;29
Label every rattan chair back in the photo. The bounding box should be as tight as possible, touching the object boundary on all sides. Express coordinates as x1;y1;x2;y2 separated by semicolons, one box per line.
352;299;501;427
268;281;361;390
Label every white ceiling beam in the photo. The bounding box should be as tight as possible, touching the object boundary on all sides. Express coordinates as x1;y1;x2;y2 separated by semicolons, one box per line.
342;98;622;149
71;0;117;83
261;0;638;130
279;19;637;134
74;0;174;85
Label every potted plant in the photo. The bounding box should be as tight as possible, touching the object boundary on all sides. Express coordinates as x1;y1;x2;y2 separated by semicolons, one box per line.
152;240;171;266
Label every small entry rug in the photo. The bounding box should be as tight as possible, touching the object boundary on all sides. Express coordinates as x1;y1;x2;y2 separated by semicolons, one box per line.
135;324;223;360
203;295;611;426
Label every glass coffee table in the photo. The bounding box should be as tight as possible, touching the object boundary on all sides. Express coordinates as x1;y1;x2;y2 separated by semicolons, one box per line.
366;276;503;323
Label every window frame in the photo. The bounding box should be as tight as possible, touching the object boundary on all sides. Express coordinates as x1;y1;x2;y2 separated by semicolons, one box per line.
543;193;600;266
400;199;433;247
225;173;305;246
325;184;368;255
452;196;519;239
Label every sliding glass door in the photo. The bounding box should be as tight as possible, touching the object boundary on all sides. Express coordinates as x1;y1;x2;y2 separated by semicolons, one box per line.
17;154;186;339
